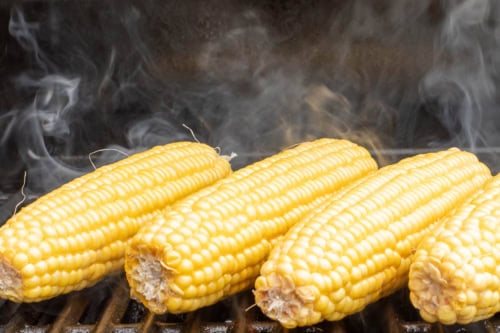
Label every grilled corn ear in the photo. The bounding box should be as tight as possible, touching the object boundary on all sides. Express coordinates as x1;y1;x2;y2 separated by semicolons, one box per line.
254;148;491;328
409;173;500;325
125;138;377;314
0;141;231;302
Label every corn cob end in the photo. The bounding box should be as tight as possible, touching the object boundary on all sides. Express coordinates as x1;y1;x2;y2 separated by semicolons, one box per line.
254;273;321;328
409;259;459;324
0;259;22;302
126;250;172;314
409;252;494;325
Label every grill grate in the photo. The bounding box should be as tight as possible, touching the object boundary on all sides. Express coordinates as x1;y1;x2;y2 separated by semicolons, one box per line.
0;275;499;333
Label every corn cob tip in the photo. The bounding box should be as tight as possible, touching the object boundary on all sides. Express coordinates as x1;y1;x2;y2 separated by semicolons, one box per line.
0;259;22;302
254;273;321;328
409;259;464;324
126;251;171;314
220;151;238;162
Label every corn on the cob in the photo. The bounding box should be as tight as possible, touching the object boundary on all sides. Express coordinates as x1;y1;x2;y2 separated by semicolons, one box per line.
409;173;500;325
0;141;231;303
254;148;491;328
124;138;378;314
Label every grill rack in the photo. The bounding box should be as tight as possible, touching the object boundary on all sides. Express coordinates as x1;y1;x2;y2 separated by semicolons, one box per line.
0;275;499;333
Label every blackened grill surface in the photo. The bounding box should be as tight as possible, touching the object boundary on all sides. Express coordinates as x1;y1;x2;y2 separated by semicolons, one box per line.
0;275;499;333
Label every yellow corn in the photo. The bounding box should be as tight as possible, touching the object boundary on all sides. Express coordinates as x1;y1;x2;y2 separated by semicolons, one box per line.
0;141;231;303
409;173;500;325
124;138;377;314
254;148;491;328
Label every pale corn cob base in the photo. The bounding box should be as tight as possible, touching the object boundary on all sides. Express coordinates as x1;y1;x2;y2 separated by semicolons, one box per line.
125;138;378;314
0;260;21;298
409;174;500;325
0;142;231;302
254;148;491;328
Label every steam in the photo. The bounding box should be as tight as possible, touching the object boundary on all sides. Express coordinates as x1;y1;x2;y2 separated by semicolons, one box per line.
420;0;496;149
3;0;500;196
2;3;175;194
193;6;397;166
12;74;84;192
8;6;52;71
18;75;80;136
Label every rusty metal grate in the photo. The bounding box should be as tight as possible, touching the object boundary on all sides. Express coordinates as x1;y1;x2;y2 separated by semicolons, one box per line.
0;275;499;333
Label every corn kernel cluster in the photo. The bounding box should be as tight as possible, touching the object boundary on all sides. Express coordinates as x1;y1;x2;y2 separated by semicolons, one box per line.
0;142;231;302
2;136;499;330
254;148;491;328
409;173;500;325
125;138;378;314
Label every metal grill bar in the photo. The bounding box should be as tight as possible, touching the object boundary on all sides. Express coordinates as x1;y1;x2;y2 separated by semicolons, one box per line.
48;293;90;333
92;279;130;333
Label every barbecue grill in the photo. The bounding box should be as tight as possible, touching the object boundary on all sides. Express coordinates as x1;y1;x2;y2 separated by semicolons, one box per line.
2;0;500;332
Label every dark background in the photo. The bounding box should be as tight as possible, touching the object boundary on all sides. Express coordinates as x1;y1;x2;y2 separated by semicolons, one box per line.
1;0;499;195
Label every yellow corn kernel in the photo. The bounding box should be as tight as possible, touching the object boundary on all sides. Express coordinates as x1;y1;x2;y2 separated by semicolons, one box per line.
254;148;491;328
125;138;378;314
409;173;500;325
0;141;231;302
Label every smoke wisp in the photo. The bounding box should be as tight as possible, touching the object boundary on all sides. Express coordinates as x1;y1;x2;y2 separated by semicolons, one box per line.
2;0;500;194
